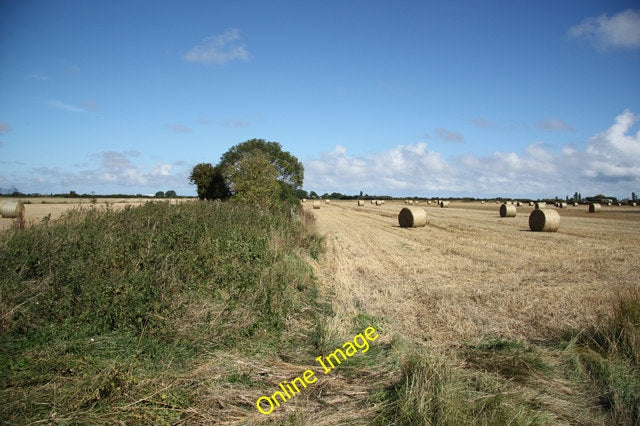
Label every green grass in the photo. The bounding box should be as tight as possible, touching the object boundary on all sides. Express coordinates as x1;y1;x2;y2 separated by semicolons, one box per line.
0;201;324;423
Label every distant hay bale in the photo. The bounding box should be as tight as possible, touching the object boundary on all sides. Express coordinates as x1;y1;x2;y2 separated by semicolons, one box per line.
357;200;365;206
313;201;321;209
427;200;431;204
572;202;579;206
405;200;409;204
495;200;500;204
398;207;427;228
325;199;330;204
529;201;535;206
499;203;516;217
302;198;307;202
0;201;25;218
381;200;385;204
535;202;545;209
558;202;567;208
633;202;638;207
375;200;382;205
371;200;375;204
589;203;601;213
481;200;485;204
529;209;560;232
440;200;449;208
516;201;522;207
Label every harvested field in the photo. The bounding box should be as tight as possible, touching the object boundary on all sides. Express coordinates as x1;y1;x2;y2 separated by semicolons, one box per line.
307;200;640;347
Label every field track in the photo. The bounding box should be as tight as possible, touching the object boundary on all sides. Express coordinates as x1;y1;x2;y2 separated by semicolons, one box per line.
307;200;640;346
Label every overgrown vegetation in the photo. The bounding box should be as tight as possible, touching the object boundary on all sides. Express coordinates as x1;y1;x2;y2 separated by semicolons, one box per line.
0;201;323;423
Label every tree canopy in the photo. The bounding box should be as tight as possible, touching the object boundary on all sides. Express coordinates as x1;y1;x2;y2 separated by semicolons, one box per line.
188;139;303;207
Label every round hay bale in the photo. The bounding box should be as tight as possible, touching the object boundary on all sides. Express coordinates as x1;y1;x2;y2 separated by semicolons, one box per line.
427;200;431;204
381;200;385;204
558;202;567;208
529;208;560;232
632;202;637;207
375;200;382;205
440;200;449;208
325;199;330;204
398;207;427;228
588;203;601;213
0;201;25;218
357;200;365;206
312;201;321;209
529;201;535;206
481;200;485;204
499;203;516;217
495;200;500;204
371;200;375;204
535;202;545;209
405;200;409;204
516;201;522;207
572;202;579;207
302;198;307;202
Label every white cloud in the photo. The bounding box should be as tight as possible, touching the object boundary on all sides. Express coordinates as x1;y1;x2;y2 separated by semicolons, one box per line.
569;9;640;50
305;110;640;198
585;109;640;180
151;163;172;176
183;29;251;64
537;118;574;132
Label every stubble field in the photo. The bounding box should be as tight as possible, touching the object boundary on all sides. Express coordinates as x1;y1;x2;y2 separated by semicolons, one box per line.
308;200;640;347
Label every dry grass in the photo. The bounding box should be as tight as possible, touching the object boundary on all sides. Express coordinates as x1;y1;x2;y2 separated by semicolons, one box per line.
308;200;640;347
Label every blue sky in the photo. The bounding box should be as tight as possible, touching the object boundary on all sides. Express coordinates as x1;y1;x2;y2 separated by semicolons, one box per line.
1;1;639;198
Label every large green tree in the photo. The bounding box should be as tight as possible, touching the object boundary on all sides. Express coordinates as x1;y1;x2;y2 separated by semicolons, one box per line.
189;139;303;206
224;150;281;208
188;163;230;200
219;139;304;189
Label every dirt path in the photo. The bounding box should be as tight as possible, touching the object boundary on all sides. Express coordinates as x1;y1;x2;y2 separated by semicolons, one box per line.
308;201;640;347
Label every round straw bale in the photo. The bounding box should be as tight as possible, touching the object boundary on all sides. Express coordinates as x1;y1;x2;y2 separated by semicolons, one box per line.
481;200;485;204
398;207;427;228
572;202;578;206
357;200;365;206
495;200;500;204
529;208;560;232
427;200;431;204
440;200;449;208
633;202;638;207
529;201;534;206
325;199;330;204
312;201;321;209
375;200;382;205
0;201;25;218
588;203;601;213
535;202;545;209
558;202;567;208
405;200;409;204
516;201;522;207
302;198;307;202
499;203;516;217
371;200;375;204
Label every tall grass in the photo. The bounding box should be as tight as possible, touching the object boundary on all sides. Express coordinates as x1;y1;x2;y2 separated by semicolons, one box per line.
0;201;323;423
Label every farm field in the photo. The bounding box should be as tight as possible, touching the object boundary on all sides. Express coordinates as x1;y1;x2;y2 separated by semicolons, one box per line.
308;200;640;346
0;197;196;231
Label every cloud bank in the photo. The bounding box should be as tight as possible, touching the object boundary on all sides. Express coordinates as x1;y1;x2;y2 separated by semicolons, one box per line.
305;110;640;198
